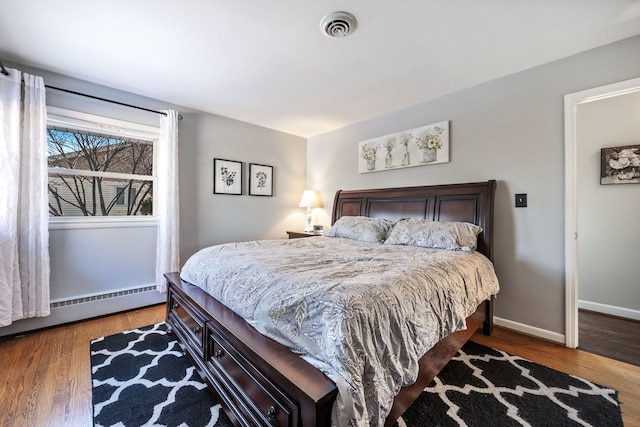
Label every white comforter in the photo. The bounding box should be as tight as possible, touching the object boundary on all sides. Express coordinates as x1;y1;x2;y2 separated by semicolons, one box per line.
180;236;500;426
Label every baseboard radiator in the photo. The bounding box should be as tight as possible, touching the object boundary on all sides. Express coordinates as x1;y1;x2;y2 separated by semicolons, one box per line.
50;285;157;309
1;284;164;337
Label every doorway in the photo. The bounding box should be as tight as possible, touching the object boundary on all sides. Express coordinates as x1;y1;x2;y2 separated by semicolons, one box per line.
564;76;640;349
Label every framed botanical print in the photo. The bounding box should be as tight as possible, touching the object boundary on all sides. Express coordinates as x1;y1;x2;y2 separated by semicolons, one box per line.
249;163;273;196
213;158;242;195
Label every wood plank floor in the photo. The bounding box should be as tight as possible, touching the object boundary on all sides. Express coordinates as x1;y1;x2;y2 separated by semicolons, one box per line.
0;304;166;427
578;309;640;366
1;304;638;427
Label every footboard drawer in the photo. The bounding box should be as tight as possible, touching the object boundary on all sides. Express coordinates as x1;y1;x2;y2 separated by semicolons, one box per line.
165;272;337;427
205;322;298;427
168;289;206;356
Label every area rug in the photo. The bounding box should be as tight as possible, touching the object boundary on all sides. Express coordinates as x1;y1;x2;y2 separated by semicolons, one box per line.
90;323;623;427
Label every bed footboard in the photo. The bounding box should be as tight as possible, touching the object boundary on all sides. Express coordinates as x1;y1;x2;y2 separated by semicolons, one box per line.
165;272;337;427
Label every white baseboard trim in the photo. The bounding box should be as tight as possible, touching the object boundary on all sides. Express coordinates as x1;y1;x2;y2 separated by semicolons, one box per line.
494;316;565;345
578;300;640;321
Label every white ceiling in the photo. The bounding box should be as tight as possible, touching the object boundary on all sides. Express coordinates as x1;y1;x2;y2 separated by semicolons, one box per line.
1;1;639;137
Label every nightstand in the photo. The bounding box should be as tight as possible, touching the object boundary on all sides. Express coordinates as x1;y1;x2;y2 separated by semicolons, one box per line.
286;231;316;239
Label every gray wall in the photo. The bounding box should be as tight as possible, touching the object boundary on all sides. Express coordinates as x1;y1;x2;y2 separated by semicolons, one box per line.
307;35;640;336
178;113;307;261
1;62;307;336
576;91;640;314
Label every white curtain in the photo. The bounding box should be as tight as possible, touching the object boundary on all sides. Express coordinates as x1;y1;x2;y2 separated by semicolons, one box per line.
0;68;50;327
155;110;180;292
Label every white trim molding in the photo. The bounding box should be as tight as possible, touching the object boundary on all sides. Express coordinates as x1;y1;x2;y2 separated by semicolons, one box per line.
578;300;640;322
49;216;157;230
47;106;160;140
563;76;640;349
494;316;565;345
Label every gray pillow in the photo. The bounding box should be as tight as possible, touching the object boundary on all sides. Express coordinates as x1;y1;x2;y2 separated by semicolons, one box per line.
384;218;482;251
325;216;394;243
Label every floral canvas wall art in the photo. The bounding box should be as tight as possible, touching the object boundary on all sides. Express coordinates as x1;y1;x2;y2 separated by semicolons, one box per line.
600;144;640;184
358;121;449;173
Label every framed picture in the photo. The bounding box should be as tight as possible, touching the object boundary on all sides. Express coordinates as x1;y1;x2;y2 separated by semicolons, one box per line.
249;163;273;196
358;121;450;173
600;144;640;185
213;158;242;195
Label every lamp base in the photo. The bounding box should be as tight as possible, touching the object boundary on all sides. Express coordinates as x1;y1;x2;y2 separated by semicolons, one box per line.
303;209;313;232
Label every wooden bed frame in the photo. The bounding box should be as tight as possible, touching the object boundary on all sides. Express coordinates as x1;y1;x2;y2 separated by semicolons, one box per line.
165;179;497;427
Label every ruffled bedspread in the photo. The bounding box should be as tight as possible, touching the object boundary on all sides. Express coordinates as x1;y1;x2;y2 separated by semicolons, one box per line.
180;236;500;426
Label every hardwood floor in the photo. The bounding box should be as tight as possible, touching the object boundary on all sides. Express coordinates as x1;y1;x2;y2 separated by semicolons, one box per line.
578;309;640;366
1;304;638;427
0;304;166;427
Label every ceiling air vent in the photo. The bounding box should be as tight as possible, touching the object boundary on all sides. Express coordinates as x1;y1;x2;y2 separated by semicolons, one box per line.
320;11;358;38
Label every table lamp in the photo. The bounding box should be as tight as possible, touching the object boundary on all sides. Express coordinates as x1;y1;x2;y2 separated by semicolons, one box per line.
298;190;319;232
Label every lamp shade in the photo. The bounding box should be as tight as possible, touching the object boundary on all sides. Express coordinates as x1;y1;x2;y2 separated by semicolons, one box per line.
298;190;319;208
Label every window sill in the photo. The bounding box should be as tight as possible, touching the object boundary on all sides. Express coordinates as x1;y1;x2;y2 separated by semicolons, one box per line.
49;217;158;230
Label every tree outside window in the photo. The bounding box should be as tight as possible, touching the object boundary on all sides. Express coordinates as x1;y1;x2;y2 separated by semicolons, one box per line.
47;128;154;217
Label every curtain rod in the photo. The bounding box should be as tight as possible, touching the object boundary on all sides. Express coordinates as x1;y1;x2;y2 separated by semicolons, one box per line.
0;60;181;119
46;85;182;120
47;85;166;116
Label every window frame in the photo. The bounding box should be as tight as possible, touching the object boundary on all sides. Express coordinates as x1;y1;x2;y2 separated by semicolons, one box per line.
47;107;160;229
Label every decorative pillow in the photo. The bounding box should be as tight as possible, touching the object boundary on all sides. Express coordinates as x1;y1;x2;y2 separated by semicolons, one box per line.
384;218;482;251
325;216;394;243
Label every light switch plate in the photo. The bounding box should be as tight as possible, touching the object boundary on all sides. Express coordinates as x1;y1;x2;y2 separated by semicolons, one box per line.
515;193;527;208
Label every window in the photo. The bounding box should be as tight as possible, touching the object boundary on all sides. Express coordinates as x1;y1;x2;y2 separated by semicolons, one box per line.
114;185;141;208
115;187;126;205
46;108;159;219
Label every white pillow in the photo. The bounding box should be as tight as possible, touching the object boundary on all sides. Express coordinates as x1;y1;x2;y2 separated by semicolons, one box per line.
325;216;394;243
384;218;482;251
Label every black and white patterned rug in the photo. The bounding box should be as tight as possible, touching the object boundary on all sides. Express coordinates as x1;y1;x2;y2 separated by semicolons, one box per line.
91;323;623;427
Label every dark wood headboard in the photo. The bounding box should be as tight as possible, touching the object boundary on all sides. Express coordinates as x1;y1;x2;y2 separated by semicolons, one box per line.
331;180;497;262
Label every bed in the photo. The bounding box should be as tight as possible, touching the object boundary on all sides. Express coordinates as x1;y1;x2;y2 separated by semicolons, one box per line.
165;179;498;426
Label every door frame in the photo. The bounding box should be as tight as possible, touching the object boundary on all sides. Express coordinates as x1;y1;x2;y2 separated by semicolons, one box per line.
563;76;640;348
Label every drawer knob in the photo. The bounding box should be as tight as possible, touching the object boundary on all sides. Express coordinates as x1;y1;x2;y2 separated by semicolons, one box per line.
172;302;179;310
266;405;277;419
193;326;201;334
214;349;224;359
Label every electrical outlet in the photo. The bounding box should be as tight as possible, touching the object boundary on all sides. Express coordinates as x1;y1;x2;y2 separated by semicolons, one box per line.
515;193;527;208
